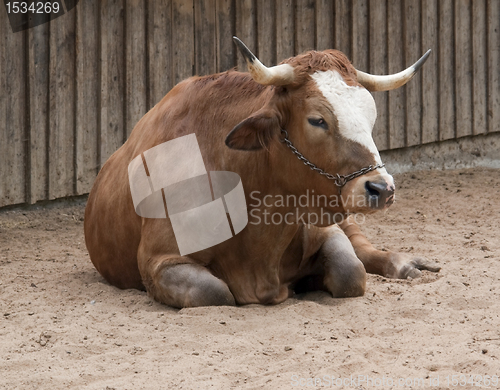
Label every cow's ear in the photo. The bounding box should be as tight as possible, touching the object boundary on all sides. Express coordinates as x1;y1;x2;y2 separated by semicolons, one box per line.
225;109;280;150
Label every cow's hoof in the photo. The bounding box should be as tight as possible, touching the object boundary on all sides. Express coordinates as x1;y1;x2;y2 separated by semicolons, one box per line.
156;264;236;308
386;253;441;279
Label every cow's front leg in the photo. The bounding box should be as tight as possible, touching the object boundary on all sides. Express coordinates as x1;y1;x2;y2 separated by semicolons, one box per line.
316;226;367;298
339;216;441;279
141;255;236;308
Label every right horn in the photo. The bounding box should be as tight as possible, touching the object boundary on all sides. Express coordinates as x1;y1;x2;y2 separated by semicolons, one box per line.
356;49;431;92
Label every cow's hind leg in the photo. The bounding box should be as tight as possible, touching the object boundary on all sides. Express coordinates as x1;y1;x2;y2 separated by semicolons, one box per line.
141;256;235;308
316;226;367;298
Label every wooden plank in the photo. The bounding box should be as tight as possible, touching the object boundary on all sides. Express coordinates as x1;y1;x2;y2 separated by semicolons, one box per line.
455;0;473;138
472;0;487;135
148;0;173;108
48;8;76;199
276;0;295;60
438;0;455;140
75;0;99;195
172;0;194;84
0;15;26;207
125;0;147;138
295;0;315;54
421;0;439;144
351;0;369;71
334;0;352;58
315;0;333;51
369;0;389;151
235;0;255;71
28;23;49;203
100;0;125;166
488;0;500;133
387;0;405;150
404;0;422;146
195;0;217;75
256;0;276;66
216;0;236;72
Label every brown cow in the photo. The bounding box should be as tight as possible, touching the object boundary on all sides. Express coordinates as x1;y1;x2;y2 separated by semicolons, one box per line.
84;37;440;308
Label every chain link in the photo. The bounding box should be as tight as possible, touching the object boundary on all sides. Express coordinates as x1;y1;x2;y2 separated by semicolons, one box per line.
279;129;385;187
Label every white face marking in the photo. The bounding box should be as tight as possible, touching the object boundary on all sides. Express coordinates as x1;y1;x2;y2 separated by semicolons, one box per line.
310;70;393;186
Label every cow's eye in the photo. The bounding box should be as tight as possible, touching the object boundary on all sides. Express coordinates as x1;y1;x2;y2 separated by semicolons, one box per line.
308;117;328;130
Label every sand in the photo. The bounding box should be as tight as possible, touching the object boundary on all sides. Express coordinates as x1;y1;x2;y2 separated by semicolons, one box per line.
1;167;499;389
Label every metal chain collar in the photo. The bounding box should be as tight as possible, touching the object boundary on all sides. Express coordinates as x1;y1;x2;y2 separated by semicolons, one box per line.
279;129;385;187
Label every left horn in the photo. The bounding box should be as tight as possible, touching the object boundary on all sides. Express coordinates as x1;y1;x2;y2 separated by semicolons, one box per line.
233;36;295;86
356;49;431;92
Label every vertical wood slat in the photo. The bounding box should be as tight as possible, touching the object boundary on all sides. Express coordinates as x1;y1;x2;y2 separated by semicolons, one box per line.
334;0;352;58
28;24;49;203
125;0;147;138
455;0;473;138
0;14;26;207
387;0;405;150
351;0;369;72
472;0;487;135
172;0;194;84
404;0;422;147
148;0;173;108
295;0;315;54
76;0;99;195
276;0;295;61
235;0;255;71
369;0;389;151
488;0;500;134
421;0;439;144
256;0;276;66
315;0;333;51
438;0;456;141
216;0;236;72
100;0;125;167
195;0;217;75
48;8;76;199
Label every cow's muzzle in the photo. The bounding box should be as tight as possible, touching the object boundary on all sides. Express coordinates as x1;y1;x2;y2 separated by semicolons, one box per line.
365;180;395;209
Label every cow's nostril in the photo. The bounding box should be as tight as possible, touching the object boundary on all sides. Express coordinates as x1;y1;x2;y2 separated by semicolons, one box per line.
365;181;381;198
365;181;394;209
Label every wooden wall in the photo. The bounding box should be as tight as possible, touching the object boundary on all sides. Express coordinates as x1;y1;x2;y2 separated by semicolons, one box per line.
0;0;499;207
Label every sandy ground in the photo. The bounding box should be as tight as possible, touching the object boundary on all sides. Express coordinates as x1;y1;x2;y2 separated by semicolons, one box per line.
1;167;499;390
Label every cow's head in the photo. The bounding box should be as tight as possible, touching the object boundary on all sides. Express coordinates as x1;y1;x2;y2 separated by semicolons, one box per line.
226;37;430;221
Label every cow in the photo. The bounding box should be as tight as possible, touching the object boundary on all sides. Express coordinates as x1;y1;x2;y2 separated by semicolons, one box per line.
84;37;440;308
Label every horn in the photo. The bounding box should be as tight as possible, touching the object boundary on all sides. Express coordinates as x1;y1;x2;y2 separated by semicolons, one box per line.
356;49;431;92
233;36;295;86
